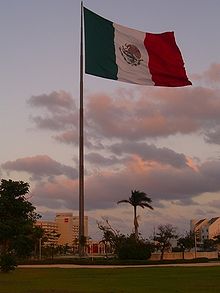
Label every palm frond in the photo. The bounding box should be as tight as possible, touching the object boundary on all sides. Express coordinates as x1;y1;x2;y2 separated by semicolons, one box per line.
141;203;153;210
117;199;131;204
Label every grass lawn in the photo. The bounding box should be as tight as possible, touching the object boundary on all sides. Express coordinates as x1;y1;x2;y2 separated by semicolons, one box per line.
0;266;220;293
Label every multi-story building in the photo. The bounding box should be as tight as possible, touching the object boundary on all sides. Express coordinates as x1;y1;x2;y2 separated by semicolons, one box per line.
36;220;59;247
37;214;88;247
55;213;88;246
190;217;220;242
72;215;88;241
201;217;220;241
55;213;74;246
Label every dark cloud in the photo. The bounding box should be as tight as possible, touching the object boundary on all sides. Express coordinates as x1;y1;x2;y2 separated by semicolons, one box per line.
199;160;220;189
1;155;77;180
204;126;220;145
28;91;77;137
85;152;124;167
28;91;75;112
30;113;76;131
24;157;220;211
109;142;188;168
83;158;220;209
21;76;220;212
170;198;196;206
31;178;77;209
52;130;95;148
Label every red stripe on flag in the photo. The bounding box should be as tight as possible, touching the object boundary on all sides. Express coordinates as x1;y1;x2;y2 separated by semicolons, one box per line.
144;32;192;87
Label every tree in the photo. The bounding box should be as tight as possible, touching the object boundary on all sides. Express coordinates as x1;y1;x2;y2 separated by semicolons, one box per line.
214;235;220;253
97;219;123;257
202;239;216;251
0;179;41;271
153;224;178;260
117;190;153;239
214;234;220;243
32;225;45;259
73;236;88;256
117;234;152;260
97;219;152;260
43;230;60;259
177;231;195;259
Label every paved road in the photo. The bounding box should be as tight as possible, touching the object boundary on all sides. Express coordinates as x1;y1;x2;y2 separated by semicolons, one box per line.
18;262;220;269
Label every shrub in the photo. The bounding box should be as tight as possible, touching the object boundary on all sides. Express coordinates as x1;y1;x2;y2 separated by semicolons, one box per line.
116;235;151;260
0;254;17;273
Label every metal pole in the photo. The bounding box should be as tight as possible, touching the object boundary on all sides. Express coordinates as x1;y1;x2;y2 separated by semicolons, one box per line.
79;1;85;257
39;238;42;260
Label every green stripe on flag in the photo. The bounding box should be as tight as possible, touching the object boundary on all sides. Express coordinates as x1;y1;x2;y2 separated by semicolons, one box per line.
84;7;118;80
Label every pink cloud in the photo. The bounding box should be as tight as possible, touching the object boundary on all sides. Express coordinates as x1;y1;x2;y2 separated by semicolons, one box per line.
27;84;220;145
24;155;220;211
86;86;220;140
1;155;77;180
53;130;78;145
192;63;220;83
32;178;78;209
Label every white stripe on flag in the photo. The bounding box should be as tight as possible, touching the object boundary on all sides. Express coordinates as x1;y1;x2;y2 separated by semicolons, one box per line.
113;23;154;85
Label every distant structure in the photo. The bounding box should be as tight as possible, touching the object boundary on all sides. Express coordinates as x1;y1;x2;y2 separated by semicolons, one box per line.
55;213;88;246
190;217;220;242
36;220;59;246
36;213;88;247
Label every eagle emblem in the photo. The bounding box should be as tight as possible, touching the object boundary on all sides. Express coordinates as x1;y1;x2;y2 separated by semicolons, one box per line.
119;43;143;66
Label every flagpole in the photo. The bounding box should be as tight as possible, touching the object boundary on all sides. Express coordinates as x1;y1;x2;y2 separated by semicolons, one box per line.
79;0;85;257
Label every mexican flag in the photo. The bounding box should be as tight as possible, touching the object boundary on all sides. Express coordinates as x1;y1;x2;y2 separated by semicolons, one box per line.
84;7;192;87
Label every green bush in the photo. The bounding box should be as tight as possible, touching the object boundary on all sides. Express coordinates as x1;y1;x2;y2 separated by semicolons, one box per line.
117;235;151;260
0;254;17;273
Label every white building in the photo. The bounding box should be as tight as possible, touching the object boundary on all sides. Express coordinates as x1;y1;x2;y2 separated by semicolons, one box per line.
190;217;220;242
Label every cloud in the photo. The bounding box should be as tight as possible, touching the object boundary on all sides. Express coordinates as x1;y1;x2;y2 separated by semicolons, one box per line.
85;86;220;142
193;63;220;83
1;155;77;180
27;91;78;139
209;200;220;209
204;126;220;145
53;130;78;145
20;73;220;216
52;130;94;148
24;155;220;211
31;178;77;209
83;157;220;209
28;91;75;112
85;153;124;167
109;141;188;168
27;85;220;146
30;113;76;131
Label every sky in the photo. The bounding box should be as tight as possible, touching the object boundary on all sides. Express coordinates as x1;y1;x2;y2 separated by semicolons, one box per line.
1;0;220;240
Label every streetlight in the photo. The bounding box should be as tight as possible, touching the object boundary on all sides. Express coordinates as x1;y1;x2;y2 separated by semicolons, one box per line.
194;232;197;259
39;238;42;260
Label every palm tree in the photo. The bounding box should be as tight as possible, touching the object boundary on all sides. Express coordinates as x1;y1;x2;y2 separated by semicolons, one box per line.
117;190;153;239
